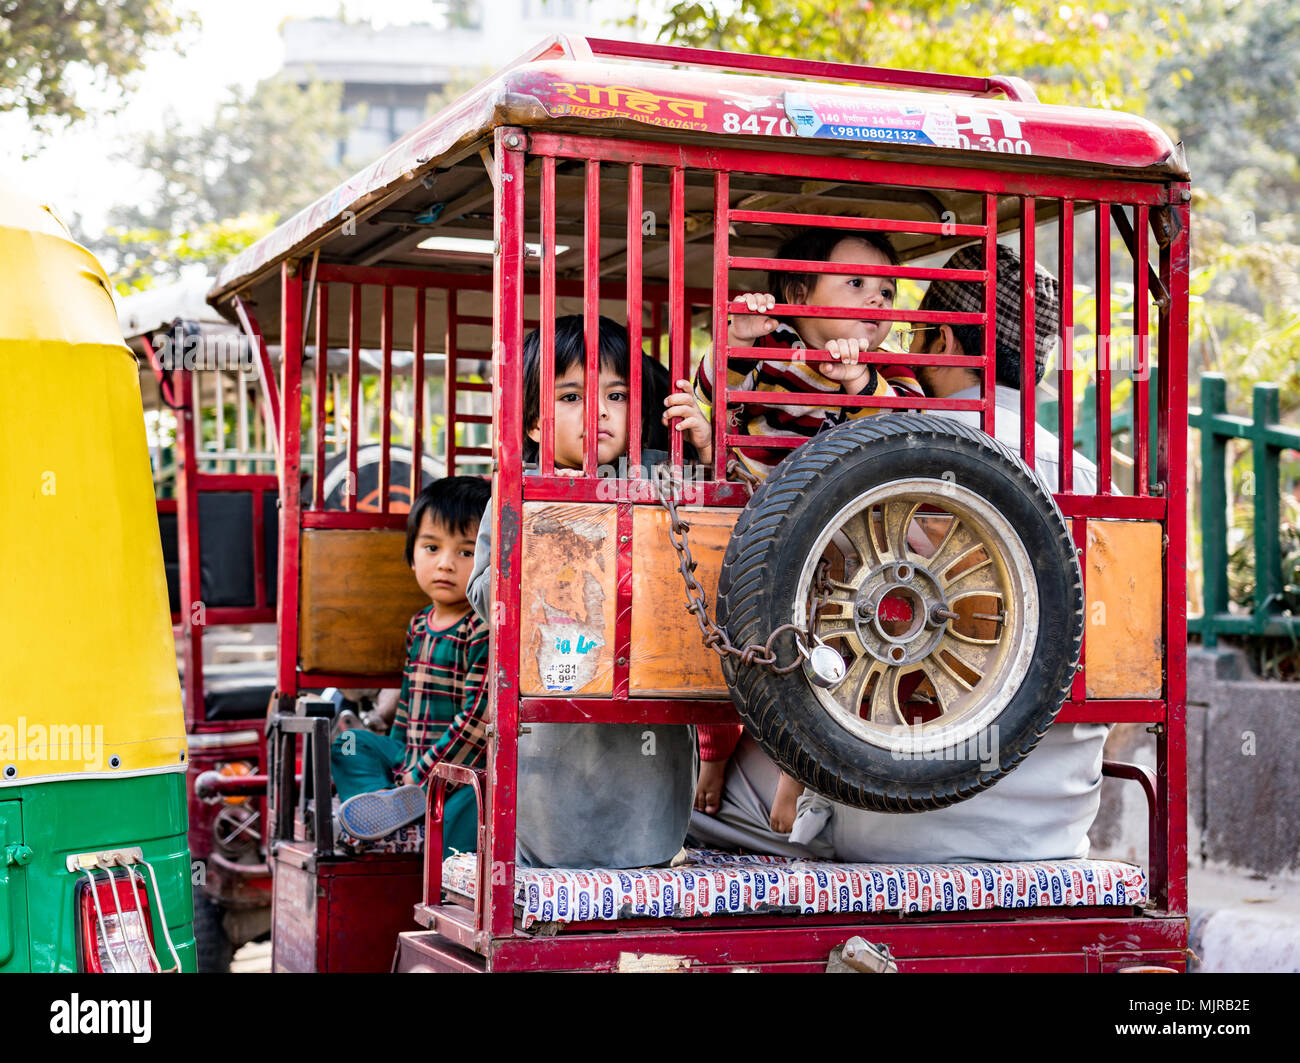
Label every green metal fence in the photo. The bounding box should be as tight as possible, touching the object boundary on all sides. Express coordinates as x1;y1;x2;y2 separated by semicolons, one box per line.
1040;369;1298;646
1188;373;1300;646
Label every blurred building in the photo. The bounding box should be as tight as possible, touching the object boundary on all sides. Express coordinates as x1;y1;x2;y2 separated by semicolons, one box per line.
280;1;638;165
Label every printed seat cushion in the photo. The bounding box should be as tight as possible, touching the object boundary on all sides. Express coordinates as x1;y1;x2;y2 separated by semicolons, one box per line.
441;848;1148;928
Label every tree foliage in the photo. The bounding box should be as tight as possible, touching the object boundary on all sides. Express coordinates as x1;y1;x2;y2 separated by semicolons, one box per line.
101;77;353;291
656;0;1179;107
0;0;188;131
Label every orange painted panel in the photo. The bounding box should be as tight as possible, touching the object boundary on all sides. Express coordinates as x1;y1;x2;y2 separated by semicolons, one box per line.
630;506;738;697
299;529;428;675
1084;520;1164;699
519;502;617;696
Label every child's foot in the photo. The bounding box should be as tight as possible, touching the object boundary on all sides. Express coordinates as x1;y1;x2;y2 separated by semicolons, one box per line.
336;784;426;841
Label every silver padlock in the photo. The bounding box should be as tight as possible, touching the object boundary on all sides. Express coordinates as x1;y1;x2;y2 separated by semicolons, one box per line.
804;643;847;688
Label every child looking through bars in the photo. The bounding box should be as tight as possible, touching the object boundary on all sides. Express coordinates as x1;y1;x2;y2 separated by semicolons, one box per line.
467;315;698;869
663;228;922;853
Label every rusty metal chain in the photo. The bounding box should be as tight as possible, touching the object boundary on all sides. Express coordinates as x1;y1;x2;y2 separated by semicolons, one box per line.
654;469;827;675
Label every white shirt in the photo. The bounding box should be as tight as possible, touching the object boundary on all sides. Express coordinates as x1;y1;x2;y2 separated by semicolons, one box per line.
791;386;1109;862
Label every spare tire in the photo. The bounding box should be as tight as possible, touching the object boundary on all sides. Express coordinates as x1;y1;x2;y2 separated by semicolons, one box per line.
717;413;1083;812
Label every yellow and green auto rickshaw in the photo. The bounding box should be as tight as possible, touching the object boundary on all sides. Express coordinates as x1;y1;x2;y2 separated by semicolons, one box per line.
0;178;196;972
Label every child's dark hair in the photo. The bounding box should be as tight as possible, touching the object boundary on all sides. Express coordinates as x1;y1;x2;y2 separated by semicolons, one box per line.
522;315;632;463
768;228;898;326
404;475;491;565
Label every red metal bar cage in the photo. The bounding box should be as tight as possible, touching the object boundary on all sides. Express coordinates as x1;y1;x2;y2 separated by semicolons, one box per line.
264;122;1189;971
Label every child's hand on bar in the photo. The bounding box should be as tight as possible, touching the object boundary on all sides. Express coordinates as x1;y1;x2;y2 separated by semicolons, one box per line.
663;381;714;463
727;291;778;347
817;337;875;394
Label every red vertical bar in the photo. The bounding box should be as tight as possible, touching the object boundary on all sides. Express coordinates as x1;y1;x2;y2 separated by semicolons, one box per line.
712;170;731;482
445;288;459;472
583;158;600;475
1057;201;1075;493
669;166;686;469
411;288;426;501
1133;204;1150;497
613;502;633;698
626;162;643;477
982;194;998;436
1071;516;1087;703
1019;197;1036;469
1159;191;1191;915
379;285;393;511
347;284;361;513
540;156;557;476
488;128;526;940
313;284;328;511
278;263;304;700
175;367;202;731
1095;202;1112;493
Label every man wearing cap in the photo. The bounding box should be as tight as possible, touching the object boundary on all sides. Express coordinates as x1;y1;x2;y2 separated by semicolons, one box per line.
791;243;1108;864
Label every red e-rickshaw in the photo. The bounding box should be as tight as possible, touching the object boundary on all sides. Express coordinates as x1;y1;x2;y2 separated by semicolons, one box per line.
208;36;1189;973
123;282;280;970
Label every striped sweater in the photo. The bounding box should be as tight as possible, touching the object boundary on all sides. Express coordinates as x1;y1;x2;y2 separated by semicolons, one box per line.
691;323;924;479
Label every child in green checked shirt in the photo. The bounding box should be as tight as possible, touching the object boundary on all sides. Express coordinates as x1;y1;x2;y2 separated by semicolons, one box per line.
331;476;492;856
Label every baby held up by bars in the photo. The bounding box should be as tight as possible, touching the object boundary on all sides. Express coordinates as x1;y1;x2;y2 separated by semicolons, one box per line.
662;227;924;856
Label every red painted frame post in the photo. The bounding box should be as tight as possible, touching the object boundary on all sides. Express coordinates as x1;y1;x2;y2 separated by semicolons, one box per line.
277;263;305;702
1058;200;1075;492
1159;193;1191;914
1019;197;1036;469
712;170;730;482
487;128;527;939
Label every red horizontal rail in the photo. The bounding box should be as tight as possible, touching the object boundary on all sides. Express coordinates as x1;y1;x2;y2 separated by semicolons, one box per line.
729;257;987;282
519;698;743;724
1058;700;1165;724
204;607;277;626
482;915;1181;971
726;346;982;369
730;209;988;238
579;36;1030;100
1055;495;1166;520
456;381;493;393
301;511;408;530
729;302;984;324
517;699;1160;726
193;473;279;492
156;499;178;514
725;391;982;410
520;477;750;506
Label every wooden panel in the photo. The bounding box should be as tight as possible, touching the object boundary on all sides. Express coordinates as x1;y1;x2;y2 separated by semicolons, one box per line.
1085;520;1163;699
299;529;428;675
630;506;738;697
519;502;617;696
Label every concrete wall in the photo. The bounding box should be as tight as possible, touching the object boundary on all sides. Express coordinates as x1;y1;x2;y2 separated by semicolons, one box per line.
1089;646;1300;877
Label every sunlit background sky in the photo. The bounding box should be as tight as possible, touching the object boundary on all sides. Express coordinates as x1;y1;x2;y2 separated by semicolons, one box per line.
1;0;662;236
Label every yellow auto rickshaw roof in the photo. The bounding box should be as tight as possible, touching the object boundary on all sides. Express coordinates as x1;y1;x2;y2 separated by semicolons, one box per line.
0;176;187;787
